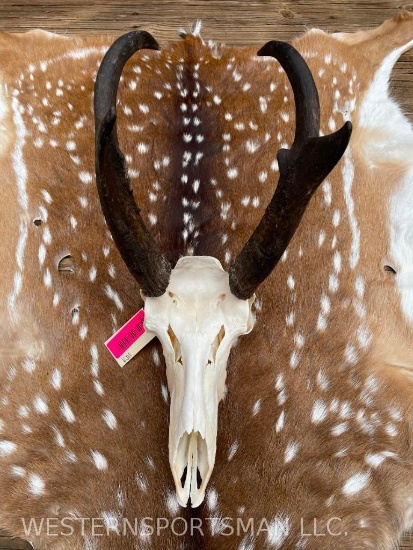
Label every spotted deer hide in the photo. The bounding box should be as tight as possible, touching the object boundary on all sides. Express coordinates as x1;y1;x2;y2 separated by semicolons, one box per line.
0;13;413;550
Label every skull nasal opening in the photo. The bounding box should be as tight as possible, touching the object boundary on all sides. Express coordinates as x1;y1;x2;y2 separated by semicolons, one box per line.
180;467;203;495
176;431;209;507
210;325;225;363
168;325;183;364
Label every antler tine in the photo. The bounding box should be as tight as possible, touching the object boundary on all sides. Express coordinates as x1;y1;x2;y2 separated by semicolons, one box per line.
229;41;352;300
94;31;172;297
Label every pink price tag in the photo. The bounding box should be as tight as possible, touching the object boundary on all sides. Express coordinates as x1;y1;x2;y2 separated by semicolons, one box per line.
105;309;155;366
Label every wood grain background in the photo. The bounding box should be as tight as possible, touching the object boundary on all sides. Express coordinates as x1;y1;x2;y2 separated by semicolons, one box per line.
0;1;412;549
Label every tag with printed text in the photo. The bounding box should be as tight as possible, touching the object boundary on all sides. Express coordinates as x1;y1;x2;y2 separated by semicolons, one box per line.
105;309;155;367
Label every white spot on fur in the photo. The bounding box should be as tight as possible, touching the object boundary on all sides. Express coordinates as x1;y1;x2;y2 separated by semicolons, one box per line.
275;374;284;391
11;466;26;477
22;358;36;373
312;400;328;424
285;441;299;463
43;268;52;288
333;251;342;273
228;441;238;461
355;276;365;298
344;343;358;365
332;210;340;227
66;140;76;151
290;351;299;369
79;171;92;184
94;380;104;396
104;284;124;311
317;370;329;391
101;511;119;533
28;473;45;496
91;450;108;470
18;406;29;418
332;422;348;436
385;423;398;437
276;410;285;433
166;490;180;516
60;400;75;423
245;139;260;153
316;314;327;331
137;142;149;154
33;396;48;414
266;513;290;548
0;441;17;456
294;333;305;349
260;97;268;113
161;384;169;402
329;274;339;293
102;410;117;430
321;295;331;315
285;312;294;326
258;171;267;183
136;472;148;492
90;344;99;377
79;324;88;340
365;451;397;468
52;426;65;447
252;399;261;416
207;488;218;511
342;472;370;495
342;150;360;268
322;180;332;206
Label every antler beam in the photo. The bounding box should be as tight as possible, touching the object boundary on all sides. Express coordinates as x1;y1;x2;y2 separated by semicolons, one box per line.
95;31;172;297
228;41;352;300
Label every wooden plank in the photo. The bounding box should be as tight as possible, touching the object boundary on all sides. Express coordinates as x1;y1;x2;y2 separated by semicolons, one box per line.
0;532;32;550
0;1;410;118
0;1;408;37
398;533;413;549
0;2;411;549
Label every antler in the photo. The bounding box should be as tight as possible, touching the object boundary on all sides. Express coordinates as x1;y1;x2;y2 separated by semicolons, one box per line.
228;41;352;300
94;31;172;297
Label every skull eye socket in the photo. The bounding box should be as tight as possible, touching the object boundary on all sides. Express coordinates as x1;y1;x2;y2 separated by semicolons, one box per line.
167;325;182;364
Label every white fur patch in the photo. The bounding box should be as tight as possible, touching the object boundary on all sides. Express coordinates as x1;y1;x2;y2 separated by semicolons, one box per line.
390;168;413;324
342;471;370;495
358;37;413;325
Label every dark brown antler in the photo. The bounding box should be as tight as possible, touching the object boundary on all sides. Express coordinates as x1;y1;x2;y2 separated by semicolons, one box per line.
229;41;352;300
94;31;172;297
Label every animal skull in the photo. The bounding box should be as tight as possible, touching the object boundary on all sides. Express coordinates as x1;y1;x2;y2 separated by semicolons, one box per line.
143;256;255;507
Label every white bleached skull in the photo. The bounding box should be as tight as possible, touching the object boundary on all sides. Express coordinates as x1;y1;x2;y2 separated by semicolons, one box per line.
143;256;255;507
